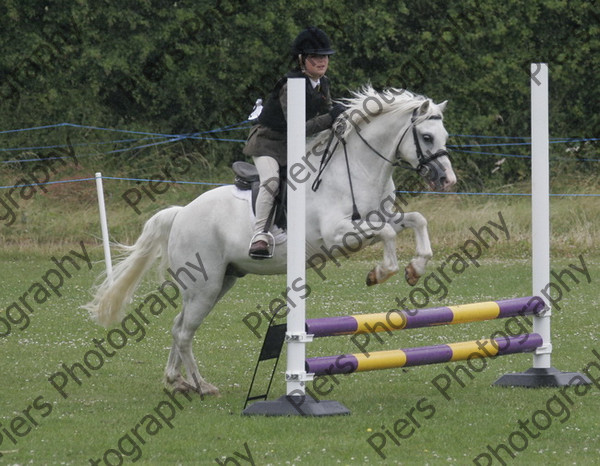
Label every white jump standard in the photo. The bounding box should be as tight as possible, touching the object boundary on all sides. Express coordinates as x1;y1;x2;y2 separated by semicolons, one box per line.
493;63;590;387
242;78;350;416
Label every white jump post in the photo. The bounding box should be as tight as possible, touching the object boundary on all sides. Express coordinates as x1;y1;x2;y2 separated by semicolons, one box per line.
494;64;590;387
285;78;311;396
242;78;349;416
531;63;552;369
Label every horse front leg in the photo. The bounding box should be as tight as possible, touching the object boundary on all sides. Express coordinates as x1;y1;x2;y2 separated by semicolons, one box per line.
323;219;400;286
364;222;400;286
388;211;433;286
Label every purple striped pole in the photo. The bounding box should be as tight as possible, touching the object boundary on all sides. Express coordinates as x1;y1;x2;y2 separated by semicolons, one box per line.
306;297;543;338
306;333;543;376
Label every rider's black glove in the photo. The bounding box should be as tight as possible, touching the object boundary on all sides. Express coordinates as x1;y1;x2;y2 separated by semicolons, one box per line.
329;103;346;121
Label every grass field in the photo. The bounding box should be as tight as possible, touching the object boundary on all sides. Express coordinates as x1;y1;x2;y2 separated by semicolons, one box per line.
1;227;599;464
1;161;600;465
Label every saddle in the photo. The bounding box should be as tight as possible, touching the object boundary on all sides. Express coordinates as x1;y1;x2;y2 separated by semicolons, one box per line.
232;161;287;231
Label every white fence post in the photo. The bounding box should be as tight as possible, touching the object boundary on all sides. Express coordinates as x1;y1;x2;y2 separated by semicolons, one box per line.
95;172;113;282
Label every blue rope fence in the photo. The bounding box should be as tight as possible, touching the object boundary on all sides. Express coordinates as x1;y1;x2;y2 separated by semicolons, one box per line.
1;175;598;198
0;122;251;165
1;122;599;165
1;122;598;196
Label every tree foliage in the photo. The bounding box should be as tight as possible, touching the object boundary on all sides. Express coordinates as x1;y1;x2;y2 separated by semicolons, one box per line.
1;0;598;180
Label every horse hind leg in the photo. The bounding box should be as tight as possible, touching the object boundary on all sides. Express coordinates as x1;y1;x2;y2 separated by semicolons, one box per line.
164;275;237;396
164;313;188;390
167;297;221;396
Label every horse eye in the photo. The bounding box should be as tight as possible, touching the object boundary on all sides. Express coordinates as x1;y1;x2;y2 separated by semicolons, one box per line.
422;134;433;143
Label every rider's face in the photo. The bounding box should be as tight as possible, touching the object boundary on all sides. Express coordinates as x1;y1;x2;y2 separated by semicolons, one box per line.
304;54;329;79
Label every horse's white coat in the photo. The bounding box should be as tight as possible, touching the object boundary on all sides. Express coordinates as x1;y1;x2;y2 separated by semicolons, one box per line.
84;86;456;394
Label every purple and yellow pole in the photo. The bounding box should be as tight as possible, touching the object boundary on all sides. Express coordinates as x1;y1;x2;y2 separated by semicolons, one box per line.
305;333;543;376
305;297;544;338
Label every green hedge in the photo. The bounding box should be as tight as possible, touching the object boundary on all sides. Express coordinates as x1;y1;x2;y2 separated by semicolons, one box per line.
1;0;598;183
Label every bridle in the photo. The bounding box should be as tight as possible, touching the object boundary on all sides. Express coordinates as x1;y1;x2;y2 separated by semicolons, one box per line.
354;108;450;175
311;107;450;221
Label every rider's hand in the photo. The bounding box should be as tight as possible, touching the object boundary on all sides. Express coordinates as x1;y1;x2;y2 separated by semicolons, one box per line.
329;103;346;121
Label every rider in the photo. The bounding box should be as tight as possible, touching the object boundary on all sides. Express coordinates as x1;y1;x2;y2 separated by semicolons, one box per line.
243;26;345;259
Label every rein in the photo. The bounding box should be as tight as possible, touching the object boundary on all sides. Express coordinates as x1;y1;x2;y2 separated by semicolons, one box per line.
311;129;338;192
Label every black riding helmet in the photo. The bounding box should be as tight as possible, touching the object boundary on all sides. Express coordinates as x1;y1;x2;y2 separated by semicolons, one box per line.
291;27;335;57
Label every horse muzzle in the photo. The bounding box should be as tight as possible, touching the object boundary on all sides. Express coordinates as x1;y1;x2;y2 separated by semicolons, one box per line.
417;151;456;192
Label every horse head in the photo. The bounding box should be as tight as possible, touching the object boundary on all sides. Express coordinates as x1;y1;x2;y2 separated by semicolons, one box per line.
332;86;456;193
396;97;456;192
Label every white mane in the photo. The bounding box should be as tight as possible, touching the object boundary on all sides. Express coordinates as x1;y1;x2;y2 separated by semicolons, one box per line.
311;85;443;146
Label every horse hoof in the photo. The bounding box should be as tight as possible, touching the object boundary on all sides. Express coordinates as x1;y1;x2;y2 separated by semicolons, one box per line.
165;375;220;396
200;383;221;397
405;264;420;286
366;269;378;286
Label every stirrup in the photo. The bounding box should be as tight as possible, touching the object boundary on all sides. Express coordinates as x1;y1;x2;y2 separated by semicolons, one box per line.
248;232;275;259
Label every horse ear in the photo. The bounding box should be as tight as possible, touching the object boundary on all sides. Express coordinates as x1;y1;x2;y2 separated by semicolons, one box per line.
417;100;430;115
437;100;448;113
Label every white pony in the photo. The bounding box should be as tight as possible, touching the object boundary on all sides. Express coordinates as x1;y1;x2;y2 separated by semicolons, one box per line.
85;86;456;395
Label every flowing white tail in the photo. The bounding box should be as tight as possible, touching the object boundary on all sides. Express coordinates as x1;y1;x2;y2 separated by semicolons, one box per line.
84;206;182;326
